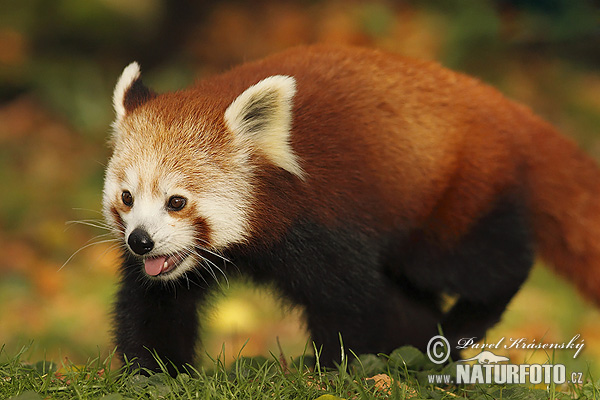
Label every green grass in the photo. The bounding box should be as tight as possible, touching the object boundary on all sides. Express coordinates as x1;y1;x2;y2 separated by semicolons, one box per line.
3;344;600;399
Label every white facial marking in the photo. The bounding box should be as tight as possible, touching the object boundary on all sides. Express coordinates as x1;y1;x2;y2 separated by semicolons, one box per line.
103;147;254;282
196;185;252;249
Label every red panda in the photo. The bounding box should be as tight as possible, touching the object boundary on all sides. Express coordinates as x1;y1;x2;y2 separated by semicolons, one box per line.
103;45;600;373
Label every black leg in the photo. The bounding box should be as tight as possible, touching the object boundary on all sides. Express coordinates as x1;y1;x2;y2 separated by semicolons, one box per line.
393;195;535;354
243;221;442;366
442;203;534;350
113;253;206;374
442;293;517;355
304;277;442;365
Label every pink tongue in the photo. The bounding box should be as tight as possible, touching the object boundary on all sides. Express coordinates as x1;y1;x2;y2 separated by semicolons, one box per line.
144;257;167;276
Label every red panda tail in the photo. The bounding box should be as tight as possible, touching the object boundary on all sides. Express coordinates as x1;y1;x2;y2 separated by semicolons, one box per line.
526;116;600;303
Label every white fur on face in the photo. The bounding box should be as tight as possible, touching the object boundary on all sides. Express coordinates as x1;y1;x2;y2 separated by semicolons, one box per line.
195;185;252;249
103;134;254;281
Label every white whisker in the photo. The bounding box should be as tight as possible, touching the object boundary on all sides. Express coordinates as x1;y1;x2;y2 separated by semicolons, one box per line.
191;247;230;288
66;219;116;231
60;237;122;271
193;236;238;276
70;207;105;216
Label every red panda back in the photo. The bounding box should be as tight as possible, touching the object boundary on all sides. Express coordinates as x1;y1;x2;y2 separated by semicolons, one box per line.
203;46;600;302
195;46;532;243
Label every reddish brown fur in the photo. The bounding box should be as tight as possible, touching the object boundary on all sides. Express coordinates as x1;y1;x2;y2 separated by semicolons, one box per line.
524;117;600;303
128;45;600;301
187;48;519;235
205;45;600;301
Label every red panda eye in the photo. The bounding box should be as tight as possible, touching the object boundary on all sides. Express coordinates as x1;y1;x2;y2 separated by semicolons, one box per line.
121;191;133;207
167;196;186;211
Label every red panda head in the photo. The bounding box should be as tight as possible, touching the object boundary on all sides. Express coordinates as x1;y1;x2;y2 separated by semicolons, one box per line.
103;62;303;280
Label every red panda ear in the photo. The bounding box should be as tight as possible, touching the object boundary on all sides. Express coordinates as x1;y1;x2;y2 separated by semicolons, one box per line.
225;75;305;179
112;62;156;124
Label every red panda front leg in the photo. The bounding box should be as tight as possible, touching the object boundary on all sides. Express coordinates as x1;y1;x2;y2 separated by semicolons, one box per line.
113;253;206;375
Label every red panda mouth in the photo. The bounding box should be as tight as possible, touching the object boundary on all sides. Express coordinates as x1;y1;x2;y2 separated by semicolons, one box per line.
144;253;186;276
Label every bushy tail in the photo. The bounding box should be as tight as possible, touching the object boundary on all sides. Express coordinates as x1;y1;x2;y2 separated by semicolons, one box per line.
526;117;600;303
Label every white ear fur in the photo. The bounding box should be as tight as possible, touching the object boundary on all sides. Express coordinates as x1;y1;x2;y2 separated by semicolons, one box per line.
225;75;305;179
113;62;141;123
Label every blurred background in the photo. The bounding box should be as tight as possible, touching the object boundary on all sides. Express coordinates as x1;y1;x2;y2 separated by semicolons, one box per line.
1;0;600;374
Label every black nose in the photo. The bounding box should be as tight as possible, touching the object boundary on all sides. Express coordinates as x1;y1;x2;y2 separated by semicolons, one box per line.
128;227;154;255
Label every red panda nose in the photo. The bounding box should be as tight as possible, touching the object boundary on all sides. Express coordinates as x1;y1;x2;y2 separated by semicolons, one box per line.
128;227;154;255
